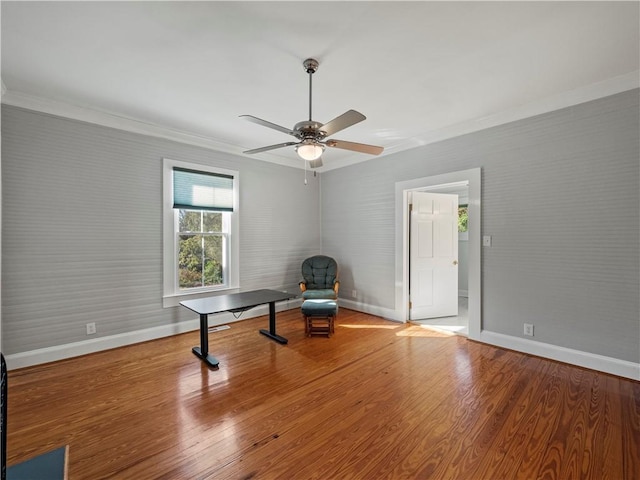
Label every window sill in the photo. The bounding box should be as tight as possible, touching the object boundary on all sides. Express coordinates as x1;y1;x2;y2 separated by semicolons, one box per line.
163;286;239;308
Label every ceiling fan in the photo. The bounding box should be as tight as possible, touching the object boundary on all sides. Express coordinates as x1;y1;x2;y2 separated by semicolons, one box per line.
241;58;384;169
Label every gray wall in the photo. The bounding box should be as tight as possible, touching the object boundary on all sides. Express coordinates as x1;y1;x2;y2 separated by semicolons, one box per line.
3;89;639;365
321;89;639;363
458;239;468;294
1;106;320;355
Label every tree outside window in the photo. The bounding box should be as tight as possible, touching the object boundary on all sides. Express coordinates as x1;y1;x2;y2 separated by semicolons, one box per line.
177;210;226;289
458;205;468;233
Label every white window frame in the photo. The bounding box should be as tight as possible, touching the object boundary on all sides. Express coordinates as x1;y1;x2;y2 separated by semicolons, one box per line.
162;158;239;307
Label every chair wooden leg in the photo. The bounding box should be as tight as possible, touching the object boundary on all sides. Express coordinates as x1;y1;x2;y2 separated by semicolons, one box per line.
304;315;335;337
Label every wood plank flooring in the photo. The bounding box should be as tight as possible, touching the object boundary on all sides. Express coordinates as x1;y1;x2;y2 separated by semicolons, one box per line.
6;308;640;479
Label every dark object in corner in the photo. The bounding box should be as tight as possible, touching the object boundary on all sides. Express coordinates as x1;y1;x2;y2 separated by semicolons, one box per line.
1;353;6;480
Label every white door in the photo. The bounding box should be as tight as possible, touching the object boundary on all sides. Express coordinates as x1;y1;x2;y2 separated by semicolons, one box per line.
409;191;459;319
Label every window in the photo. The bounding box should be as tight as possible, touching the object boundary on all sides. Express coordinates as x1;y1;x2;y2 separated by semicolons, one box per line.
458;204;468;241
163;159;239;307
458;204;468;233
177;210;227;289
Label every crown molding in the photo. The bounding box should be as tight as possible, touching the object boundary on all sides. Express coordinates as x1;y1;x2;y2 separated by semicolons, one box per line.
407;70;640;148
0;90;303;170
331;70;640;171
2;70;637;172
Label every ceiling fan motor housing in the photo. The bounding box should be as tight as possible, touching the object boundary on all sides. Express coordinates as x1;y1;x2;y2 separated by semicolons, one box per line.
294;120;325;140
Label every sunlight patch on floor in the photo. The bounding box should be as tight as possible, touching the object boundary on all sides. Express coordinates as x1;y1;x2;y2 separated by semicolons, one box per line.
396;325;454;338
411;297;469;336
341;324;403;330
422;323;466;333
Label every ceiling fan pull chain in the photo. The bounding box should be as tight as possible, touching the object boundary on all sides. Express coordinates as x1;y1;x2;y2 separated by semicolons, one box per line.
304;156;308;185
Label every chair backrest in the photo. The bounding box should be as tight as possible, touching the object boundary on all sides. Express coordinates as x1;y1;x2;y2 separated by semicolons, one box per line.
301;256;338;290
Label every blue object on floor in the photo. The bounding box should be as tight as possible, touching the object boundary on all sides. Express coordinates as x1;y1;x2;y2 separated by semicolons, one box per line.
7;446;67;480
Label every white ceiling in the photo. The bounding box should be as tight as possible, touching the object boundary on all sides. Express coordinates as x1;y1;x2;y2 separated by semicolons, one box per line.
1;1;638;171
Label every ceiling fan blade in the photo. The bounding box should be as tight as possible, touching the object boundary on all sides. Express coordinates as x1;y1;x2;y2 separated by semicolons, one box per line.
320;110;366;137
308;158;323;169
240;115;294;136
325;139;384;156
243;142;299;154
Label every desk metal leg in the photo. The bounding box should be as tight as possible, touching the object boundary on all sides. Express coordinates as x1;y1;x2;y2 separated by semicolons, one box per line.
259;301;288;344
192;313;220;368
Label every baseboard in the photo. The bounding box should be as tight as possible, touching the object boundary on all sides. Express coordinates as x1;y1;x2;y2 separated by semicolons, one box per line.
316;301;640;381
338;298;402;322
8;300;637;381
479;330;640;381
5;300;302;370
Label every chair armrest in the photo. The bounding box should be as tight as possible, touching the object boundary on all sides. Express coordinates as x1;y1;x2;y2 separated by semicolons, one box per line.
299;281;307;293
333;280;340;295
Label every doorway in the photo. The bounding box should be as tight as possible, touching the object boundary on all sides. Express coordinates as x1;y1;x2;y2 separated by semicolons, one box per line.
394;168;481;340
409;190;461;321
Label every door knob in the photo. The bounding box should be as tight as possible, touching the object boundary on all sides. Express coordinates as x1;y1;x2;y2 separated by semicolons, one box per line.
453;260;458;265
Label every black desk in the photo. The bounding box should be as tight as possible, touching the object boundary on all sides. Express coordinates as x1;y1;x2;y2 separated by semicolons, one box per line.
180;289;296;368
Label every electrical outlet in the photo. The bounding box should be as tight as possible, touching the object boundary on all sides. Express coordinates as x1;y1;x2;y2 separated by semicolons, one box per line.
524;323;534;337
352;290;357;298
86;322;96;335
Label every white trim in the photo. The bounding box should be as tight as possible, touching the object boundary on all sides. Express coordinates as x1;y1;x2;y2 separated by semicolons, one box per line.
0;91;303;171
162;287;243;309
5;301;302;371
341;297;639;380
308;71;640;172
162;158;240;307
339;298;402;322
2;71;637;173
7;298;637;381
2;92;240;153
480;331;640;381
400;72;640;156
395;168;482;340
458;290;468;298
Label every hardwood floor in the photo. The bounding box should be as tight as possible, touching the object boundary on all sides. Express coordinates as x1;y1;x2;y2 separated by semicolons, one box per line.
6;308;640;479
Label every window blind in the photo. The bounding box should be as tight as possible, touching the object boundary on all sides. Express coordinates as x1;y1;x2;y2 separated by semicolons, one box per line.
173;167;234;212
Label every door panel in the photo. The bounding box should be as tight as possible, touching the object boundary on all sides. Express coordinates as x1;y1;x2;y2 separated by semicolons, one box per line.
414;268;434;306
417;221;433;258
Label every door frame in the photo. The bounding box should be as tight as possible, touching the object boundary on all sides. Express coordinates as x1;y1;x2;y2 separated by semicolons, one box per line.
394;168;481;340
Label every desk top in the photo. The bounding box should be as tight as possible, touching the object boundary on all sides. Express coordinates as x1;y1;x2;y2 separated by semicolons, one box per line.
180;289;296;315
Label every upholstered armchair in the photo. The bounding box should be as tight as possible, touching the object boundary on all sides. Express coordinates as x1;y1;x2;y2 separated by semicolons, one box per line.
299;255;340;300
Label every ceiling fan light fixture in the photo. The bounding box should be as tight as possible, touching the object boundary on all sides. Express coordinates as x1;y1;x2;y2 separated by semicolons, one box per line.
296;142;324;161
